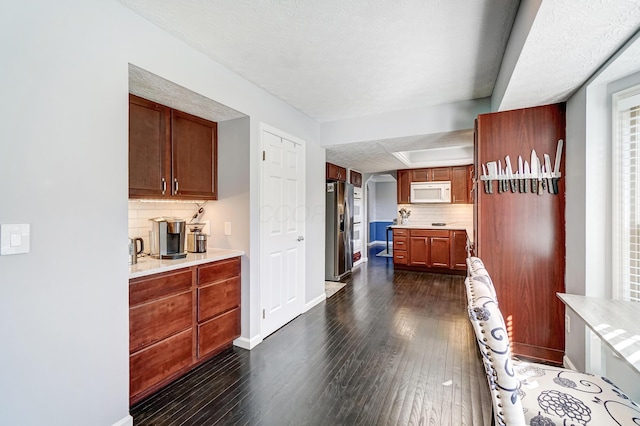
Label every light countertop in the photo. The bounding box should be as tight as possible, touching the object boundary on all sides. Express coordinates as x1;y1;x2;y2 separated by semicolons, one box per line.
390;222;474;239
129;248;244;279
558;293;640;375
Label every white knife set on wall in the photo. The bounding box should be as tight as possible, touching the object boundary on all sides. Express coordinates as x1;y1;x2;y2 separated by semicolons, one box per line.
479;139;563;195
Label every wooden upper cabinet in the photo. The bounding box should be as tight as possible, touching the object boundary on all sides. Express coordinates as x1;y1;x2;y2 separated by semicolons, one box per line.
451;166;468;204
430;167;451;181
411;167;451;182
129;94;218;200
171;110;217;200
349;170;362;187
397;170;411;203
411;169;430;182
326;162;346;182
129;95;170;199
467;164;474;204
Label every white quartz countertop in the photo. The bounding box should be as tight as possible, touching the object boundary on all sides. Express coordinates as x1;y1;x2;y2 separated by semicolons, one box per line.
129;248;244;279
390;223;469;231
558;293;640;375
390;223;474;243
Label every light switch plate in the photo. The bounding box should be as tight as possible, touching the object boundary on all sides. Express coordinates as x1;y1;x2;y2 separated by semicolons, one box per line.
224;222;232;236
1;223;31;255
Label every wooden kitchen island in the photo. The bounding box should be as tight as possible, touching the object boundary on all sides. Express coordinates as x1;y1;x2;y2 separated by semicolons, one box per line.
391;225;469;274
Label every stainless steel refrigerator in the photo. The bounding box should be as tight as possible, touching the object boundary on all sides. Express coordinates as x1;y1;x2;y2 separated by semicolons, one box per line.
325;181;354;281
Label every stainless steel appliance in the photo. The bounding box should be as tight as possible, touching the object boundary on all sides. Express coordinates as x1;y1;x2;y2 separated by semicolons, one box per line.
187;223;207;253
128;237;144;265
149;217;187;259
325;181;354;281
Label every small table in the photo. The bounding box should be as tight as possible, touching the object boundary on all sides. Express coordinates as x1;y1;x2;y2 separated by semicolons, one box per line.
557;293;640;375
386;226;393;254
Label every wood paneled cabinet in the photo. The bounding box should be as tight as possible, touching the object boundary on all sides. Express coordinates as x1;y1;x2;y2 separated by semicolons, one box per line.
129;257;241;404
129;94;218;200
393;228;467;273
476;103;566;364
408;229;450;268
397;165;473;204
397;170;411;204
326;162;347;182
196;258;241;359
451;166;469;204
410;167;451;182
349;170;363;187
392;228;409;264
450;230;468;269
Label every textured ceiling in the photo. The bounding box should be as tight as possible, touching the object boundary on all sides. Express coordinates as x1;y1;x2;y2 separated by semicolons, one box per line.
119;0;519;122
498;0;640;111
325;129;474;174
129;64;246;122
119;0;640;173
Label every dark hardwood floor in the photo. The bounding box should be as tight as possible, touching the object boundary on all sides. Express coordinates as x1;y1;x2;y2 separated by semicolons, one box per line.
131;247;492;425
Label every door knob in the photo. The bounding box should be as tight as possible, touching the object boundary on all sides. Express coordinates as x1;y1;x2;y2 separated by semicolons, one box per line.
297;236;305;242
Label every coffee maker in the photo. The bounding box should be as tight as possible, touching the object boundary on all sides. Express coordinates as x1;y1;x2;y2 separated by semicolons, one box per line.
149;217;187;259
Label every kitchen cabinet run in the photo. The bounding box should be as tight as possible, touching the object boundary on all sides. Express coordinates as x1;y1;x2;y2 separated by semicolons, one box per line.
349;169;363;187
396;165;473;204
326;162;347;182
129;94;218;200
129;256;241;405
392;227;467;274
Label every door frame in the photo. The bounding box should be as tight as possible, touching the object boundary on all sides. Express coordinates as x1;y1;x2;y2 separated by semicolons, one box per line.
258;122;306;338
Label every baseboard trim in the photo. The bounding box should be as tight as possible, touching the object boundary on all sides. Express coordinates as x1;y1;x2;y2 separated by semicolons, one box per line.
367;241;389;247
112;415;133;426
305;293;326;311
233;335;263;350
563;354;577;371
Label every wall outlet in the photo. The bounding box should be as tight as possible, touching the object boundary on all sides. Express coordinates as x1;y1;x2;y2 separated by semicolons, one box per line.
565;314;571;334
202;220;211;236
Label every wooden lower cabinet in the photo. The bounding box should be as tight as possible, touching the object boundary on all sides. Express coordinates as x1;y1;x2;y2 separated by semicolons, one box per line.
130;329;193;399
430;237;450;268
198;307;241;358
129;256;241;404
393;228;466;274
450;230;468;269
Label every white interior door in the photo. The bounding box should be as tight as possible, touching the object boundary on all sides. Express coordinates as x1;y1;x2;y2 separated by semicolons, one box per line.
260;127;305;338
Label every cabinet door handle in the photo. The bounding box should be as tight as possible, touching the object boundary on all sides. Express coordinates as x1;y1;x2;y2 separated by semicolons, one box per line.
174;178;179;193
161;178;166;195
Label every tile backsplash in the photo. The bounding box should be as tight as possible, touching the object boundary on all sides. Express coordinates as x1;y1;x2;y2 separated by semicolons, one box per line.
128;201;206;250
397;203;473;230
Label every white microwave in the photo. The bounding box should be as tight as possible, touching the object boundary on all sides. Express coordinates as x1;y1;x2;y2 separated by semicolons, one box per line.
410;181;451;203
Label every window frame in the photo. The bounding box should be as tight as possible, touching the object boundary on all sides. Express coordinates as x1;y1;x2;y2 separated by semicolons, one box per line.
612;86;640;302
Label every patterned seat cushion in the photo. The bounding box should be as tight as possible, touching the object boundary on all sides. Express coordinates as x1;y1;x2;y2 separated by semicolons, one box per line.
466;273;498;305
468;298;640;425
513;360;640;425
467;256;487;275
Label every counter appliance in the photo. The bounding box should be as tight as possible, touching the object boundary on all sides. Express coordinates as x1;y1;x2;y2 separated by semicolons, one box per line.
149;217;187;259
187;223;207;253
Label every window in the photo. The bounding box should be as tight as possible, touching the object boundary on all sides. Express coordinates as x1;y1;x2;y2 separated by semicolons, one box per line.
613;88;640;302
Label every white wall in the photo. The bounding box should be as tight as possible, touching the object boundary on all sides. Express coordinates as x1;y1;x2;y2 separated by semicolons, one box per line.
373;182;397;220
0;1;323;425
565;30;640;379
320;98;490;145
